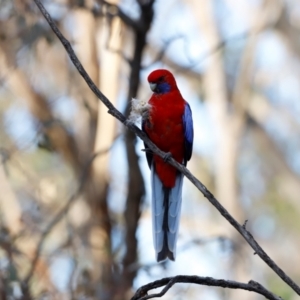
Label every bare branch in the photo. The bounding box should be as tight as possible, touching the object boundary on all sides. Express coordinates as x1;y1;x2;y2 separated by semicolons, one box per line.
32;0;300;296
131;276;282;300
143;35;184;69
22;135;120;285
183;31;248;69
100;0;140;30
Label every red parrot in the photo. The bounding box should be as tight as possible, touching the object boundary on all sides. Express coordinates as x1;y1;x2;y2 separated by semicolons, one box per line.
142;69;194;262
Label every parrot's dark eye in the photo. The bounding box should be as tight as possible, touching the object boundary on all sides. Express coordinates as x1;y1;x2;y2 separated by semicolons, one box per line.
158;76;165;82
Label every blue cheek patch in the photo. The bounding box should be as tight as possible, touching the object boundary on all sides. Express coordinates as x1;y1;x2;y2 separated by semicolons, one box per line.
157;82;171;94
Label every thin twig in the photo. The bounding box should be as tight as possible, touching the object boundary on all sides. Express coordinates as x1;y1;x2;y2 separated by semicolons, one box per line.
32;0;300;295
101;0;139;30
131;275;282;300
183;31;248;69
22;136;120;285
143;35;184;69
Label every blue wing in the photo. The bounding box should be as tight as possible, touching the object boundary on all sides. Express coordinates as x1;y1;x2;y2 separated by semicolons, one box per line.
182;102;193;165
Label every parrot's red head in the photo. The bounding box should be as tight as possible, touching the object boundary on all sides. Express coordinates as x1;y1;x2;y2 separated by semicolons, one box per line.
147;69;178;94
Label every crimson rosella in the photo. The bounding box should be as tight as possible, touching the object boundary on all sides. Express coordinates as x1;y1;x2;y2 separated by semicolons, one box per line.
142;69;194;262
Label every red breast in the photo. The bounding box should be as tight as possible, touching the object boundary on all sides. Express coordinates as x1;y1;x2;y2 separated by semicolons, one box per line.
145;91;185;188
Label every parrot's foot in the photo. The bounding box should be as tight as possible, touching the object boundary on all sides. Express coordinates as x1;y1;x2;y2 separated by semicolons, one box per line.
163;152;172;162
141;148;153;154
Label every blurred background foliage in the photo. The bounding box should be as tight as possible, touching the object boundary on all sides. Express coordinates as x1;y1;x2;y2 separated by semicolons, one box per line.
0;0;300;299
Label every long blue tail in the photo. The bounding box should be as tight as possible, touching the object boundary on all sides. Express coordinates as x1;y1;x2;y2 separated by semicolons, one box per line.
151;164;183;262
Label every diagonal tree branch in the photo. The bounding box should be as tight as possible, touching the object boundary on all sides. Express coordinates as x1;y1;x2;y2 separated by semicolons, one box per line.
131;275;282;300
32;0;300;296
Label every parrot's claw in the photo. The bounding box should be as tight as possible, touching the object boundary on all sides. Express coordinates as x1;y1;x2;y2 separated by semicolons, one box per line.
141;148;153;154
163;152;172;162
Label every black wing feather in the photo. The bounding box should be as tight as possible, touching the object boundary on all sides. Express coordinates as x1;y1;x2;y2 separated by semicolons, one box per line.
142;120;153;168
182;102;194;166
